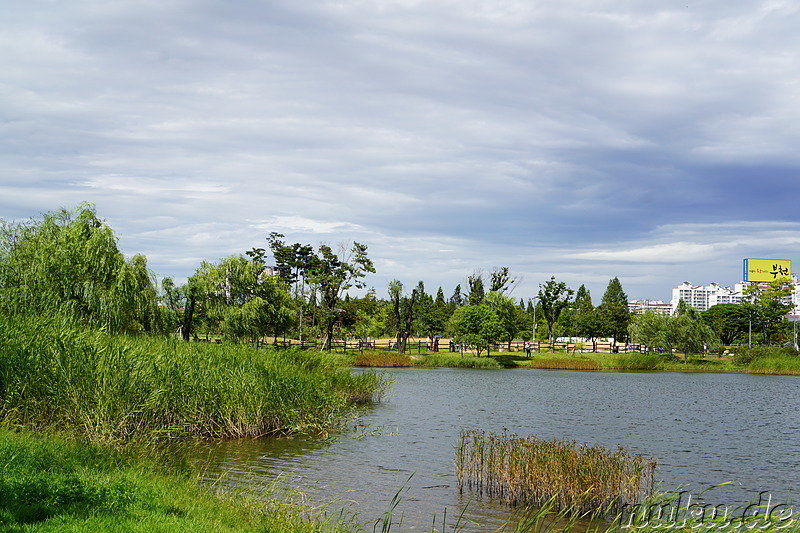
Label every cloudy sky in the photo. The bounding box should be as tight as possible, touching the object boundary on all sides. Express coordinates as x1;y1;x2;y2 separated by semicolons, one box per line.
3;0;800;303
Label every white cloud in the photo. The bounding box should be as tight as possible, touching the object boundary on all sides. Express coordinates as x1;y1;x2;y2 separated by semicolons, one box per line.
2;0;800;303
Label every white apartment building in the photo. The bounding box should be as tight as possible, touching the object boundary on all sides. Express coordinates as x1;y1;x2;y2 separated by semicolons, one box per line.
628;299;672;315
670;277;800;315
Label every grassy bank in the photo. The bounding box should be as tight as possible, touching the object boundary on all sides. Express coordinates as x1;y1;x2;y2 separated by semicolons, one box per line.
348;350;502;369
0;314;391;531
746;355;800;375
339;341;800;375
0;314;388;442
0;428;365;532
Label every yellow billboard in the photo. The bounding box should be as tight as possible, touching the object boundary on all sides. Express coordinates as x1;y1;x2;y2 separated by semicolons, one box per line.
743;258;792;282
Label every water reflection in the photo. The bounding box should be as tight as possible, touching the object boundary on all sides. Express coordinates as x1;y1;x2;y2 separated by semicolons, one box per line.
197;369;800;531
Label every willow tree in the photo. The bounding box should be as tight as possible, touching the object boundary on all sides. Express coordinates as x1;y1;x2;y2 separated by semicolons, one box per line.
0;204;162;334
191;254;295;344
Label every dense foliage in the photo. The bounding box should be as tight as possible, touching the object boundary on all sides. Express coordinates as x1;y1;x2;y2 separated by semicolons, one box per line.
2;204;796;354
0;204;163;334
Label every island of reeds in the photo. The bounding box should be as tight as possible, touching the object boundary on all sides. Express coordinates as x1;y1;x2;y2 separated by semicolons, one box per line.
455;429;657;515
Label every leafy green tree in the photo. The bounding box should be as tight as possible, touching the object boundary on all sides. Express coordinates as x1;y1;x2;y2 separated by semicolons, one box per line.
223;293;294;346
428;287;453;335
489;266;516;293
388;280;419;354
598;277;631;350
573;285;603;351
339;289;388;342
703;304;750;345
161;276;202;341
260;232;317;342
306;242;375;351
537;276;574;346
742;281;794;345
447;304;503;356
449;284;465;309
412;281;437;337
467;273;486;305
673;301;718;360
484;291;524;349
629;311;673;353
0;204;162;334
191;254;294;343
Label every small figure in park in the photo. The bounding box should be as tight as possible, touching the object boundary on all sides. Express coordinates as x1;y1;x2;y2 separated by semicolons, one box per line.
524;341;532;357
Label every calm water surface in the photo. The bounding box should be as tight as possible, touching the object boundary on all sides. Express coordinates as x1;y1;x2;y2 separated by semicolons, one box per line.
199;369;800;531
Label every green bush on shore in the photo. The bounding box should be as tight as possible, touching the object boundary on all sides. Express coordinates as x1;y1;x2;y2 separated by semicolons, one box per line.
733;345;799;365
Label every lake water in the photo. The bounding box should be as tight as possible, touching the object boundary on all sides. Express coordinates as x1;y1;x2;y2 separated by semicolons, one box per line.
199;368;800;531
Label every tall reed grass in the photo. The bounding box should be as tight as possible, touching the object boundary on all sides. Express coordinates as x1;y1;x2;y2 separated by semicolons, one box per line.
416;355;501;369
0;314;389;442
530;358;601;371
455;430;656;515
352;351;412;367
746;356;800;375
613;354;667;371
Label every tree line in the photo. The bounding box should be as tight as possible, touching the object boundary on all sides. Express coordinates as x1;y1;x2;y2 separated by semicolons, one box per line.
1;205;795;355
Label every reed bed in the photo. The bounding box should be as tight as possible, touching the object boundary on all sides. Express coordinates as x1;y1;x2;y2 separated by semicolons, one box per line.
746;355;800;375
416;355;501;368
0;314;389;443
613;354;667;371
530;358;602;371
455;430;656;515
352;351;413;367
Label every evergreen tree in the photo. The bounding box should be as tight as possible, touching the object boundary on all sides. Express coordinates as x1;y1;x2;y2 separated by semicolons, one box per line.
449;284;465;309
468;273;485;305
598;277;631;349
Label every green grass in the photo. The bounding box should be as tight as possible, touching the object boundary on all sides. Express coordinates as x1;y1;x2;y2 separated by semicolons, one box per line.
747;355;800;375
0;429;366;532
612;353;668;371
0;314;389;442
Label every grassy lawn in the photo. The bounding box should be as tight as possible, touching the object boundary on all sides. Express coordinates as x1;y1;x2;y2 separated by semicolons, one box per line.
0;429;365;533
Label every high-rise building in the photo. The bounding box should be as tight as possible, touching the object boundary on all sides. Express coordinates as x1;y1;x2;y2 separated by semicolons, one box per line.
628;299;672;315
669;277;800;315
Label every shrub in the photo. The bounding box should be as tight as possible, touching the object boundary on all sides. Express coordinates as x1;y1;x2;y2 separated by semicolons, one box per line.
733;346;798;365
